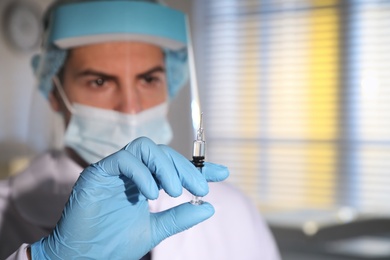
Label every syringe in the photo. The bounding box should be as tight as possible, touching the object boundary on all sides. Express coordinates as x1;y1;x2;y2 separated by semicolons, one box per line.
190;113;205;205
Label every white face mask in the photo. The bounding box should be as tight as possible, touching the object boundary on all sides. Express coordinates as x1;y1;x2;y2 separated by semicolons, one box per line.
64;102;173;164
52;76;172;164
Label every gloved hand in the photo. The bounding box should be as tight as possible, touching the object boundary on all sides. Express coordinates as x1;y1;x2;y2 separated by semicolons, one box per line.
30;137;229;259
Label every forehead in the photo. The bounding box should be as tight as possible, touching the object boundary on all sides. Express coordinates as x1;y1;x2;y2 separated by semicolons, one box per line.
65;41;165;72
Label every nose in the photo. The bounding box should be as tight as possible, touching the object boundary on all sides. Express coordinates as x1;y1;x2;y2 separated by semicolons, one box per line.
115;84;142;114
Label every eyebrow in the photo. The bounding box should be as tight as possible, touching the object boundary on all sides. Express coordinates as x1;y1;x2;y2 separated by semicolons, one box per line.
74;66;166;80
75;70;117;81
137;66;166;79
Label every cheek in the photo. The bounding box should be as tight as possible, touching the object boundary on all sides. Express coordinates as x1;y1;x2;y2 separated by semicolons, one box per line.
140;88;168;109
62;81;112;107
142;97;167;110
63;83;87;103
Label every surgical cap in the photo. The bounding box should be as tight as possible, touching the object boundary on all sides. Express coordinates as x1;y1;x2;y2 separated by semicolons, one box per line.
32;0;189;99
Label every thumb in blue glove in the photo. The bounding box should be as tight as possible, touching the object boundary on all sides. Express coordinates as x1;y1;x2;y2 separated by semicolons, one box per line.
30;137;229;259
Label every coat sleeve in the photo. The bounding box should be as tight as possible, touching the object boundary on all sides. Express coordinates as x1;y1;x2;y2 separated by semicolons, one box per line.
5;244;29;260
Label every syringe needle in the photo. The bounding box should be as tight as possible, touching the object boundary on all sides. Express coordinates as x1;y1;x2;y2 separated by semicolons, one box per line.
191;113;205;205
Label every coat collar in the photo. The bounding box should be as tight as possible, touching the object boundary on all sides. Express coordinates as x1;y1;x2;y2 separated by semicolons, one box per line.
10;150;81;227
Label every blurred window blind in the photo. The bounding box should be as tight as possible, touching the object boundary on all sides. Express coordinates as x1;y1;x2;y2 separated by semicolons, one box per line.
194;0;390;212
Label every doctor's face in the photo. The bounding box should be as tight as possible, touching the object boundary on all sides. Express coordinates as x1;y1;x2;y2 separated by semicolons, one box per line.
50;41;168;124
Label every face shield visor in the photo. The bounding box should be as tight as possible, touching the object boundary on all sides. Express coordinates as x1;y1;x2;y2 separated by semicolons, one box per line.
35;0;189;99
28;0;193;153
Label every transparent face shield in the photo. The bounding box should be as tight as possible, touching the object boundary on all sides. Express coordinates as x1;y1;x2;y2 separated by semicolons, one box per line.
27;1;194;155
27;82;66;154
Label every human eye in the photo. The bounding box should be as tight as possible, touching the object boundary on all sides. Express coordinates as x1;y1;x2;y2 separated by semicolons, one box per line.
141;74;161;85
89;77;107;88
140;71;167;90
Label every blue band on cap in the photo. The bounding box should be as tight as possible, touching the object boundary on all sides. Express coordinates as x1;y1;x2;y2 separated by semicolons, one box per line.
47;1;187;49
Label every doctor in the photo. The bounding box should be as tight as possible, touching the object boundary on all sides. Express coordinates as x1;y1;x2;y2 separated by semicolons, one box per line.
1;0;281;259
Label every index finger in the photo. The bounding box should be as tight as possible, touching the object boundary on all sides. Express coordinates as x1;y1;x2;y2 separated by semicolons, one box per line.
123;137;184;197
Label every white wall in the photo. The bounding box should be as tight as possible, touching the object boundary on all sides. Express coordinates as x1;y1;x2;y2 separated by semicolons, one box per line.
0;0;195;173
0;0;53;165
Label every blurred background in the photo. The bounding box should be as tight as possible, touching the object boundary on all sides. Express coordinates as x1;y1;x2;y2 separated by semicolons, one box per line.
1;0;390;259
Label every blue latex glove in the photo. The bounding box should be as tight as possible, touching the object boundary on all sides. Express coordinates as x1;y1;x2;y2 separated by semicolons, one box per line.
30;137;229;259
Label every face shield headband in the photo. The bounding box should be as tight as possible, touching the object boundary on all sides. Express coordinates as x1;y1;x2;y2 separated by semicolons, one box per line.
45;1;187;50
32;1;189;99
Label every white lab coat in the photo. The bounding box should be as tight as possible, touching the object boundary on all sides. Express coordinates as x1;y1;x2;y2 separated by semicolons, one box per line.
1;150;280;260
